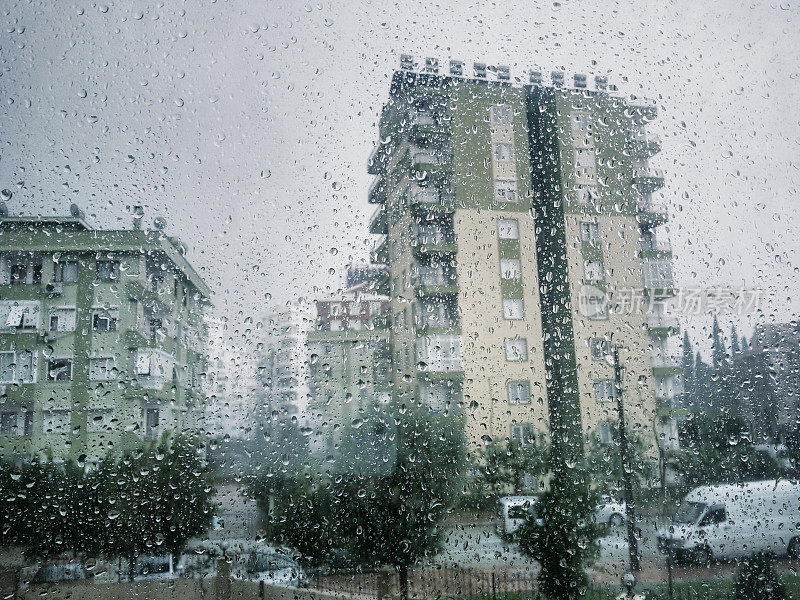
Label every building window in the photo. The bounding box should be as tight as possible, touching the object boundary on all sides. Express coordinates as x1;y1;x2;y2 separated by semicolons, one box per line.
330;303;341;316
0;352;14;383
598;421;614;444
584;260;604;282
500;258;522;279
89;356;116;381
92;308;118;332
510;423;534;446
48;358;73;382
495;179;517;201
490;105;511;125
497;218;519;240
503;299;524;320
53;261;79;283
87;408;113;433
1;301;40;331
575;147;596;169
494;143;514;162
572;112;590;132
23;410;33;435
43;409;70;434
7;259;42;285
507;380;531;404
590;337;612;361
145;408;160;439
96;260;120;282
50;307;77;332
10;263;27;284
576;184;597;204
594;379;617;402
135;352;153;376
505;338;528;361
580;221;600;242
0;411;19;436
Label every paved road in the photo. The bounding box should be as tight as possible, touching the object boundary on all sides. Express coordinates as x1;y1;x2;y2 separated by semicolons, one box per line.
433;519;800;585
434;520;660;568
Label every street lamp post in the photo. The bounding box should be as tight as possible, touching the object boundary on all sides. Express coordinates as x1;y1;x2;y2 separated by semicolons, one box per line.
612;344;641;572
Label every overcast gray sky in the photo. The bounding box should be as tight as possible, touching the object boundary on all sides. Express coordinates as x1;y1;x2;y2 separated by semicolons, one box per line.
1;0;798;349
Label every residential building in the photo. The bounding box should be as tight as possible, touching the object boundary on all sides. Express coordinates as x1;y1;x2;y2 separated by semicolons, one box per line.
0;207;210;462
253;305;308;454
306;274;391;455
204;315;254;439
367;58;678;463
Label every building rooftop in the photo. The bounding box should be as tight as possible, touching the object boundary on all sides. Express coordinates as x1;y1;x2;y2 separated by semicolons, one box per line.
0;211;211;298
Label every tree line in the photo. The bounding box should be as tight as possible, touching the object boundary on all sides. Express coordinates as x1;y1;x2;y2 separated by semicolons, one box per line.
0;434;214;580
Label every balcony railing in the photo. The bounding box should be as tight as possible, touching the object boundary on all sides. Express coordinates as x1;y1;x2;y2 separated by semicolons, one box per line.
628;132;662;157
368;176;386;204
631;168;665;190
414;266;457;288
411;150;452;169
409;186;455;206
652;355;682;370
408;110;436;126
640;237;672;253
646;314;680;331
368;206;387;235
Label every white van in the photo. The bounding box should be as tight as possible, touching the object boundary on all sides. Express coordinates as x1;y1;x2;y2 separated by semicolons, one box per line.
497;495;539;536
657;480;800;564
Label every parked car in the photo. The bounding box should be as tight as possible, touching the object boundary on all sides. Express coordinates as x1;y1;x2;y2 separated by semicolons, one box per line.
657;479;800;564
245;549;307;587
134;554;184;580
497;495;539;537
596;495;626;526
22;562;88;587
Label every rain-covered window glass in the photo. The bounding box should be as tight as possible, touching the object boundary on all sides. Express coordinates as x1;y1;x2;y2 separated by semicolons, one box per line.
3;4;799;598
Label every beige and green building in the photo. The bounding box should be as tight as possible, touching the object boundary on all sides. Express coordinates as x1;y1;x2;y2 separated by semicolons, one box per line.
367;58;679;463
0;208;211;462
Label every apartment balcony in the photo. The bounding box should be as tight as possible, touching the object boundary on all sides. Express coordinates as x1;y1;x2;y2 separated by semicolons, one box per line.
415;334;463;373
637;196;669;228
125;280;169;311
627;132;661;158
643;258;675;297
367;143;392;175
652;356;684;376
412;233;457;256
646;313;680;336
631;168;665;191
368;176;387;204
370;238;388;265
413;265;458;295
368;205;388;235
640;236;672;254
410;150;453;173
408;186;455;210
628;96;658;120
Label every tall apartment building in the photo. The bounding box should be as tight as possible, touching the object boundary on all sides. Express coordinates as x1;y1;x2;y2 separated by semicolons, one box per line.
253;306;308;453
0;207;211;462
306;273;391;455
367;58;679;462
204;315;254;439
